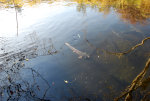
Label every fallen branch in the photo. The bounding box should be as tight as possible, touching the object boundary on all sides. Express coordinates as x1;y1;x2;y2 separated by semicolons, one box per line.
106;37;150;56
114;58;150;101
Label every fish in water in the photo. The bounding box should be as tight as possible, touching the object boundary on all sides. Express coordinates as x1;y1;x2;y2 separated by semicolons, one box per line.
65;43;90;59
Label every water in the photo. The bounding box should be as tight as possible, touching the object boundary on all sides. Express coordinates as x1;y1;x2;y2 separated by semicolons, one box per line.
0;0;150;101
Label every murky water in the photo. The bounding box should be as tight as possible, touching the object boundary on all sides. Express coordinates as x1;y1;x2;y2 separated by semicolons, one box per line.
0;0;150;101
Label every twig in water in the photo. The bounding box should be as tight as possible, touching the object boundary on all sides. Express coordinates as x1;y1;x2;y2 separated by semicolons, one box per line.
114;58;150;101
106;37;150;56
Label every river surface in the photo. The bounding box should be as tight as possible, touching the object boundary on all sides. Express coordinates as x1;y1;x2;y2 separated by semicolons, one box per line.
0;0;150;101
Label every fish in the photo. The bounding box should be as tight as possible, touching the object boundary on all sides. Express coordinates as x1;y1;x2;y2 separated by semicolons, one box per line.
65;43;90;59
112;30;121;38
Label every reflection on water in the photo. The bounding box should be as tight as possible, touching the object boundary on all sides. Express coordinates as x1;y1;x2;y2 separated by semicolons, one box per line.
75;0;150;24
1;0;150;24
0;32;57;100
0;0;150;101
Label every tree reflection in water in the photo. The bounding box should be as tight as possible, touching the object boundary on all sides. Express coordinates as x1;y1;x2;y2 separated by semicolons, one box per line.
75;0;150;24
0;32;57;101
0;0;150;24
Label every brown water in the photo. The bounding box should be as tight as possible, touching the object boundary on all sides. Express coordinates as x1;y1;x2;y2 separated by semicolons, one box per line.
0;0;150;101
